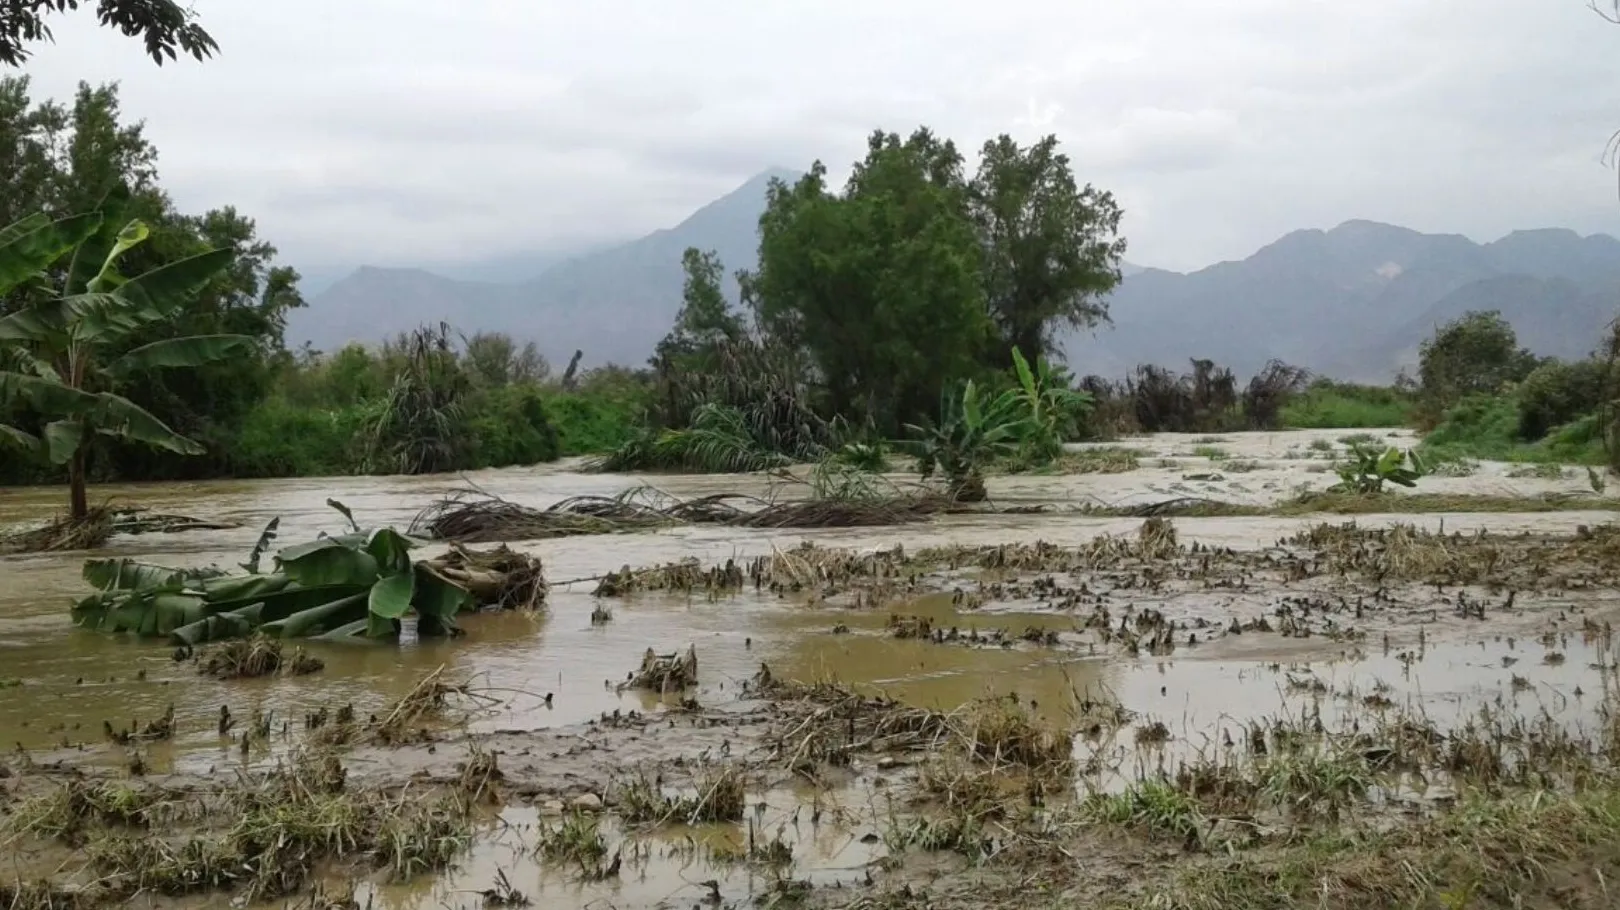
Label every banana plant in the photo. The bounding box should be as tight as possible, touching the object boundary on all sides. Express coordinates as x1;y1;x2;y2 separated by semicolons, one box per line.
1010;347;1093;464
71;502;476;645
0;208;247;520
904;378;1031;502
1331;444;1427;494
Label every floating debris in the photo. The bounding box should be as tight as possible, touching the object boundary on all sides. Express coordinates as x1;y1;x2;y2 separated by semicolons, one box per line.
198;636;324;679
618;646;699;693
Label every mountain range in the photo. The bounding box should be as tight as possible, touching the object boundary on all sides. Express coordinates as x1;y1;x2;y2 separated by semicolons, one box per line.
287;170;1620;383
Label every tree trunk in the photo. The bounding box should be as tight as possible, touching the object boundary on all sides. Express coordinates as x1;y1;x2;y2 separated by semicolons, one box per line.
69;446;88;521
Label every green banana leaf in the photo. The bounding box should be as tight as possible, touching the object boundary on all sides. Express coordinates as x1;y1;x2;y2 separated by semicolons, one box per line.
365;527;414;575
369;571;415;620
413;564;474;637
257;592;371;639
169;606;261;646
277;538;380;587
317;618;377;641
83;558;226;592
72;514;481;645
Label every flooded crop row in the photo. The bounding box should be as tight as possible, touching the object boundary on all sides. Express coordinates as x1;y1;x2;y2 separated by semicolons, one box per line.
2;428;1619;909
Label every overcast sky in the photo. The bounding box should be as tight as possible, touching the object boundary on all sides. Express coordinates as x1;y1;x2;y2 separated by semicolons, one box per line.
17;0;1620;275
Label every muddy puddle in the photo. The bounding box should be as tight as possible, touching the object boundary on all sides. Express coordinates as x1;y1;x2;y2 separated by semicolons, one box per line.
352;782;887;910
3;428;1619;909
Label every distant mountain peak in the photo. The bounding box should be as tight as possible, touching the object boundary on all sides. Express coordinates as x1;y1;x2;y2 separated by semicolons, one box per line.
1066;218;1620;384
1327;219;1426;240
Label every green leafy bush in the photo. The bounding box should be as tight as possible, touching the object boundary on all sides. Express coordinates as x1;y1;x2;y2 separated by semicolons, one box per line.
231;398;371;478
1515;359;1607;441
1281;380;1414;429
468;384;560;467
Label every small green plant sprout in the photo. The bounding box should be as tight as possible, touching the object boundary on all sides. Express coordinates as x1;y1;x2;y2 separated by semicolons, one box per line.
1331;444;1427;494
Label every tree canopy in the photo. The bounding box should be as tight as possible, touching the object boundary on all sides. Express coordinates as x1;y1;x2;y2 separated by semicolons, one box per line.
739;126;1126;433
0;0;215;66
1418;310;1537;411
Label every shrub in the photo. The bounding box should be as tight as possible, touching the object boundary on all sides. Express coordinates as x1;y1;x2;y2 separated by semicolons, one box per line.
231;398;371;478
546;391;644;456
1515;359;1607;441
1280;380;1414;429
467;383;560;467
1417;310;1537;415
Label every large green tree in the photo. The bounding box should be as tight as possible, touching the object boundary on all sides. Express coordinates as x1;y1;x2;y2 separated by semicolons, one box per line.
748;129;991;430
0;0;215;66
968;134;1126;366
1418;310;1538;411
0;211;243;519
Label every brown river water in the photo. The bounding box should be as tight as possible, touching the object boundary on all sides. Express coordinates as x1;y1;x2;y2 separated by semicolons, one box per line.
2;428;1617;909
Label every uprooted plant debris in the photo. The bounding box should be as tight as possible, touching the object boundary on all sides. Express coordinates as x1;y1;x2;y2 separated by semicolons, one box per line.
577;520;1620;666
592;542;924;604
309;666;502;747
427;542;547;611
411;488;963;544
618;646;699;693
197;635;325;679
0;506;240;555
614;763;746;826
750;666;1076;775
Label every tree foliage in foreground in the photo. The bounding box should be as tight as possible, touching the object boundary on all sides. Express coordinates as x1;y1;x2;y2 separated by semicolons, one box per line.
0;76;310;487
0;209;243;518
0;0;216;66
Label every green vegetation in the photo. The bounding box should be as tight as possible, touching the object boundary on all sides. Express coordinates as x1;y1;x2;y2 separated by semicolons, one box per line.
1410;312;1613;467
598;127;1123;481
2;81;1610;510
1330;444;1426;494
71;502;543;644
0;78;648;499
1280;379;1415;428
0;207;242;519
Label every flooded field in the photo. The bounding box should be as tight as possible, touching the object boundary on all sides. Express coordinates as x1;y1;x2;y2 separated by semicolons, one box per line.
2;427;1619;909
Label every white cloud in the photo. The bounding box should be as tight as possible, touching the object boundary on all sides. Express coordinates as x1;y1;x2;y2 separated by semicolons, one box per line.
14;0;1620;273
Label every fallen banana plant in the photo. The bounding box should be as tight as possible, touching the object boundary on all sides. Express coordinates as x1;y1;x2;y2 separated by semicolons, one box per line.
70;501;544;645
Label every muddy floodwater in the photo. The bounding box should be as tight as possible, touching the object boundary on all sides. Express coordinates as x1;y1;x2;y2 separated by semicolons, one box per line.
2;427;1619;910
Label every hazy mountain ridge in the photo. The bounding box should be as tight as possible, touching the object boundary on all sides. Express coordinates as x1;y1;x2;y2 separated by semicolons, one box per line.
287;169;797;366
1062;220;1620;382
290;179;1620;383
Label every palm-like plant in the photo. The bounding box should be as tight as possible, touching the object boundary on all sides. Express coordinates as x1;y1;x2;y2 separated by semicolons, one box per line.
905;379;1030;502
0;211;242;520
1010;347;1092;464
